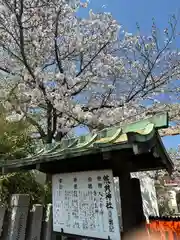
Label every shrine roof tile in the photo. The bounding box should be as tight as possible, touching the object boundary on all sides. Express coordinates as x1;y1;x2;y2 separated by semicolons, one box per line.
0;112;173;174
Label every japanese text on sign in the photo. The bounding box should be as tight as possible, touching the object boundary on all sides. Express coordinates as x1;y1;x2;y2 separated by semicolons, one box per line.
52;169;120;240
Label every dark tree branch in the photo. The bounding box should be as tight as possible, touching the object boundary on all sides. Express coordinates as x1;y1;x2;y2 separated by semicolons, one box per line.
52;107;57;137
61;49;76;60
10;95;47;141
126;34;175;103
0;23;20;47
82;102;124;112
54;8;64;74
79;52;83;72
0;66;12;74
100;77;116;107
71;80;89;96
25;114;47;140
71;42;110;96
13;0;57;143
76;41;109;77
1;43;23;63
124;18;177;103
16;0;35;80
42;60;56;70
47;103;53;143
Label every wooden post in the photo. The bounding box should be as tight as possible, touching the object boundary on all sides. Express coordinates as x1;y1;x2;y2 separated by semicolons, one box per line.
119;170;134;234
6;194;30;240
130;178;146;229
26;204;43;240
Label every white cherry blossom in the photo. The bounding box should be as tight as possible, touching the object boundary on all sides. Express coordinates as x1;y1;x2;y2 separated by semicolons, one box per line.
0;0;179;142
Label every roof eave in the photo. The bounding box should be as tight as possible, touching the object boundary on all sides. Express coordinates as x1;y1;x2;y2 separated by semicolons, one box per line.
154;132;174;175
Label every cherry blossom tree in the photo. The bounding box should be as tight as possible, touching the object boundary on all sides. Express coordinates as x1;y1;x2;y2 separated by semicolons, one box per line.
0;0;179;143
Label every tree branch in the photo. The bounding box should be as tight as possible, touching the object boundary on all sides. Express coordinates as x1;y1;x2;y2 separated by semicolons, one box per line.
52;107;57;136
46;103;53;143
25;115;47;140
71;80;90;96
82;102;124;112
14;101;47;140
100;77;116;107
15;0;35;81
54;8;64;74
0;66;12;74
76;41;109;77
0;43;23;63
42;60;56;70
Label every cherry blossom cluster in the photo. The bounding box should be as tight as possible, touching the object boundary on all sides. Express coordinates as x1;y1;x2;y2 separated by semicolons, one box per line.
0;0;179;142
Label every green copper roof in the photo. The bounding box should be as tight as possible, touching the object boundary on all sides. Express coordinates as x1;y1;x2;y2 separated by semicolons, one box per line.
0;112;173;174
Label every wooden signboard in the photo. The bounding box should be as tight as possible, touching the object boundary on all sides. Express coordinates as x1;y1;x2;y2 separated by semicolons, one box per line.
52;169;120;240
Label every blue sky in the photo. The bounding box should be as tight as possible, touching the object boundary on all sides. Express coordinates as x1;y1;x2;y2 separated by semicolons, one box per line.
76;0;180;150
79;0;180;33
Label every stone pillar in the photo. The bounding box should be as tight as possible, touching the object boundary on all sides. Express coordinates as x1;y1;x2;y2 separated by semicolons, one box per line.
168;190;178;214
0;206;6;237
27;204;43;240
7;194;30;240
119;171;134;234
42;204;53;240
